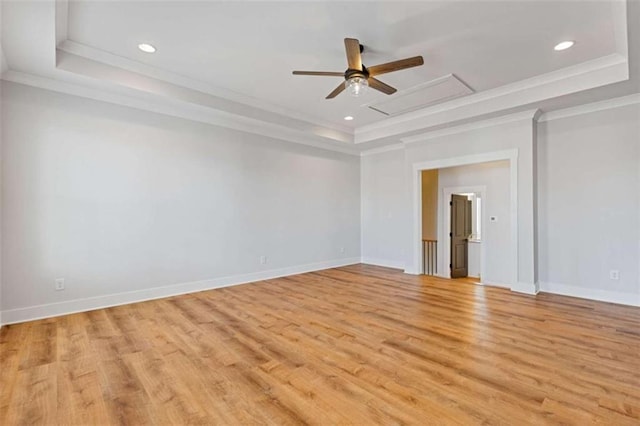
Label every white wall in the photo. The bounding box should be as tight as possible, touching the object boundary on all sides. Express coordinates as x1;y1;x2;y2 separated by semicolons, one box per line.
360;148;407;269
537;103;640;305
2;83;638;324
438;161;511;285
468;241;480;278
405;117;536;294
360;114;536;289
361;103;640;306
0;82;361;322
0;76;3;326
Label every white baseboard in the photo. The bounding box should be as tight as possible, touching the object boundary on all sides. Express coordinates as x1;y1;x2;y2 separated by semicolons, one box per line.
539;282;640;307
360;257;405;270
0;257;361;325
480;279;510;289
510;282;539;295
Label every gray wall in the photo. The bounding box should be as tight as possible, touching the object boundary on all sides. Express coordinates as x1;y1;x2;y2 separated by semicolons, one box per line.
2;80;638;321
360;149;407;269
361;103;640;305
537;103;640;303
0;82;361;317
438;161;511;286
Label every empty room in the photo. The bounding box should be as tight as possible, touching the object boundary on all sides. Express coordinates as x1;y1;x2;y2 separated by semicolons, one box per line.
1;0;639;424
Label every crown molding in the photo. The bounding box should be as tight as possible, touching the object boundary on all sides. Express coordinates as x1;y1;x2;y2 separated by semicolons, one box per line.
355;53;629;144
5;0;631;153
360;144;404;157
358;54;627;135
54;0;352;137
1;70;360;156
55;45;354;145
351;91;640;154
56;40;355;138
538;92;640;122
401;109;540;145
57;37;631;148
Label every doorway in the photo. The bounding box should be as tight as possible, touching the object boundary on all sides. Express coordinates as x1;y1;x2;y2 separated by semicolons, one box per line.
444;186;486;282
413;154;516;287
410;148;533;294
450;193;471;278
421;169;488;280
420;170;439;275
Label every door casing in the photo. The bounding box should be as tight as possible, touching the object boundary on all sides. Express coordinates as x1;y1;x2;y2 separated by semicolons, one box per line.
450;194;471;278
442;186;487;281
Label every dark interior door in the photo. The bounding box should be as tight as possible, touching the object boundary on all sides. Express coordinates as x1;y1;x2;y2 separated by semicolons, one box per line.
450;194;471;278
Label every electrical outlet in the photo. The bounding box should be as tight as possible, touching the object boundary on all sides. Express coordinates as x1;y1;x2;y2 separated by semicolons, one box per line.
55;278;65;291
260;256;267;265
340;247;345;254
609;270;619;280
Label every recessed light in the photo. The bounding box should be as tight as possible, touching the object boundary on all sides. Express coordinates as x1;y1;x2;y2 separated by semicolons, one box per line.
344;116;354;121
554;41;574;51
138;43;156;53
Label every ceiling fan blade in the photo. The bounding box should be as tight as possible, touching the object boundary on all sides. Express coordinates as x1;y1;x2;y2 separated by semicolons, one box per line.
292;71;345;76
368;78;397;95
326;82;346;99
368;56;424;76
344;38;362;71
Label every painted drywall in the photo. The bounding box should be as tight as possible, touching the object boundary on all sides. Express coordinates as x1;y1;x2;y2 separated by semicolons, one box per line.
537;103;640;305
361;148;407;269
0;75;3;326
361;103;640;305
0;82;361;321
438;161;511;285
360;116;534;287
405;117;536;294
468;241;480;278
421;169;438;240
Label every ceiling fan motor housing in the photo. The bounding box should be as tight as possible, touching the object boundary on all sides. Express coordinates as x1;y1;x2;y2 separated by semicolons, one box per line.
345;66;369;81
291;38;423;99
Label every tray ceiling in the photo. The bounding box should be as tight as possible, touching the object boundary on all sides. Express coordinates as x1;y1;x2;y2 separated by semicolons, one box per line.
0;0;636;153
65;0;620;127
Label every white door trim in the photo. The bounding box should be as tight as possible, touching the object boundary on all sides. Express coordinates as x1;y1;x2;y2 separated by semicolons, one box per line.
410;149;518;290
441;186;487;281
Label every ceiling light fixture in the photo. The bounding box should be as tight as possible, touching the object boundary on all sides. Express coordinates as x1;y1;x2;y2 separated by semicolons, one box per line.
344;116;354;121
138;43;156;53
554;40;574;51
346;76;368;97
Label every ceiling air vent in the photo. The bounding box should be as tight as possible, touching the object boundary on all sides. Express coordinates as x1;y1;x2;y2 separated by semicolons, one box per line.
366;74;473;116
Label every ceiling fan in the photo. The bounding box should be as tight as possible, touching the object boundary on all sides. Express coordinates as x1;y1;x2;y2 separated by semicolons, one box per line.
292;38;424;99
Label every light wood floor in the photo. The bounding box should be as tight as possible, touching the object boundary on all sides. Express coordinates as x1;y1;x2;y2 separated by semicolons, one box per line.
1;264;639;425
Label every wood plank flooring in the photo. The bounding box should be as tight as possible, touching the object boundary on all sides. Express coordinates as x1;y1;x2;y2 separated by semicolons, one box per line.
1;264;639;425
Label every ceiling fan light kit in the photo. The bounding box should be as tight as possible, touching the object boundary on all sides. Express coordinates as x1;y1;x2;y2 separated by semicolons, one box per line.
292;38;424;99
346;76;368;97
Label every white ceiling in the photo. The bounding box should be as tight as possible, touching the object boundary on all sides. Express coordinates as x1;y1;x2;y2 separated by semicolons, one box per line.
65;0;619;128
0;0;637;153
